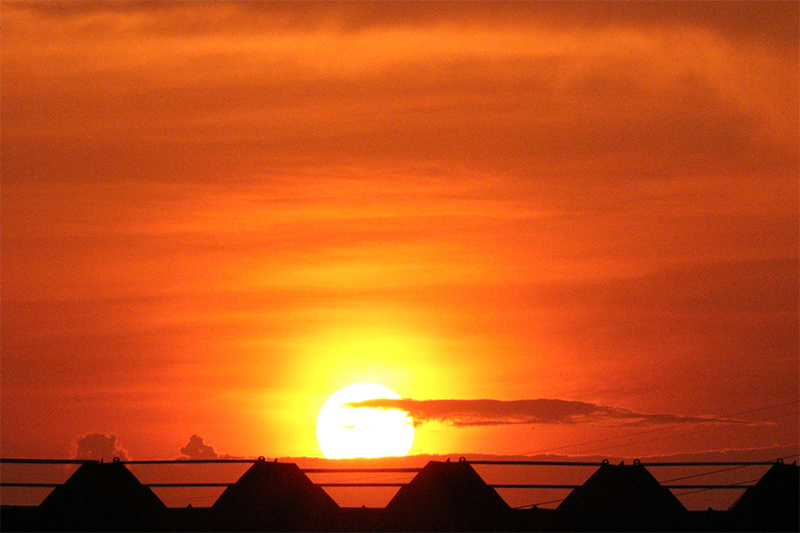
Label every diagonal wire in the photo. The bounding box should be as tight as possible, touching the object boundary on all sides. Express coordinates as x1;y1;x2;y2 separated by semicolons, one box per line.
514;496;568;509
521;400;799;456
673;476;762;498
581;410;797;456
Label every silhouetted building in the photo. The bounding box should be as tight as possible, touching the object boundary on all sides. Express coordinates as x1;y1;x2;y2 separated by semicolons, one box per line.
7;456;799;532
37;458;166;531
211;458;340;531
727;460;799;532
382;458;510;531
556;460;688;531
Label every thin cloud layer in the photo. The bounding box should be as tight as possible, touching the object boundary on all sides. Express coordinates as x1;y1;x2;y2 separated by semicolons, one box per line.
345;398;754;427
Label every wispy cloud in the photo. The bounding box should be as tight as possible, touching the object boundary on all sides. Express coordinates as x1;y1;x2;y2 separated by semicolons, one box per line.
344;398;756;427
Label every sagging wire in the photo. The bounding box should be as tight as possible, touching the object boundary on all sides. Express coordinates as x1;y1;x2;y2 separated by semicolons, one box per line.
521;400;798;457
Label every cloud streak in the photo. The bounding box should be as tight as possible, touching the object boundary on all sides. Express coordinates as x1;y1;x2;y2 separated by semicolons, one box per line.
344;398;755;428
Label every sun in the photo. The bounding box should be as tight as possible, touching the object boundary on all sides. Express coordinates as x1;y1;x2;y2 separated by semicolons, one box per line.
316;383;415;459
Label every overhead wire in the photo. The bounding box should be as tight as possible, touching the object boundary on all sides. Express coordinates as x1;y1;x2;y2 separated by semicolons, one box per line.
673;476;762;498
514;395;798;514
3;400;796;510
579;409;798;456
517;453;799;510
520;399;799;456
669;453;799;499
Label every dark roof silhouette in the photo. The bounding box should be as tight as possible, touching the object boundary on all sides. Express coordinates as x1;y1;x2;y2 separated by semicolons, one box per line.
727;460;799;532
9;457;796;532
383;458;510;531
38;458;166;531
556;460;687;531
211;458;340;531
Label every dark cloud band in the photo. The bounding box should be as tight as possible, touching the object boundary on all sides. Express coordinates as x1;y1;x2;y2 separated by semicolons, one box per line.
344;398;755;427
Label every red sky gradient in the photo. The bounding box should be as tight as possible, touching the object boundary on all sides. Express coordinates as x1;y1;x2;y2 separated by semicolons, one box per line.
1;1;798;467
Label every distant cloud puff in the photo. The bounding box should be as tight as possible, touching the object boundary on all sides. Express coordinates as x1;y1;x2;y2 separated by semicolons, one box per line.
72;432;131;461
180;434;219;460
178;434;237;460
344;398;755;428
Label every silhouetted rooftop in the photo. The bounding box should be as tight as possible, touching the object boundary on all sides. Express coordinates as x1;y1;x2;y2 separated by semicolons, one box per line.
212;458;340;531
727;460;799;532
556;460;687;531
3;457;797;532
38;459;165;531
383;458;510;531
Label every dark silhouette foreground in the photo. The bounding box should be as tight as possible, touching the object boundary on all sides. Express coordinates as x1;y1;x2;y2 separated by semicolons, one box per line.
556;459;688;531
2;457;797;532
212;459;340;531
36;458;166;531
725;460;800;532
382;458;511;531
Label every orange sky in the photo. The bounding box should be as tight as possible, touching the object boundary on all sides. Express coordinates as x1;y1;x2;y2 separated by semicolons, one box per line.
1;1;798;463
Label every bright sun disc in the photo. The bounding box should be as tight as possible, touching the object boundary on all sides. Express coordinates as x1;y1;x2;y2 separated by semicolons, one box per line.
316;383;415;459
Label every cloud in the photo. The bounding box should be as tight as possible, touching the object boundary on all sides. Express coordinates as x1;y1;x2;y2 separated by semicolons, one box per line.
178;434;236;460
72;433;131;461
179;434;218;459
344;398;756;428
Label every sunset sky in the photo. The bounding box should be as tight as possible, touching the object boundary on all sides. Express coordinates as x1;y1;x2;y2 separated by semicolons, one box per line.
1;1;798;466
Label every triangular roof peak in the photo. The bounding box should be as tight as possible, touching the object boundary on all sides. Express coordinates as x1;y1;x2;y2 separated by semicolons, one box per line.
557;459;687;531
40;458;165;512
728;459;799;531
384;458;509;531
38;458;165;530
212;458;339;530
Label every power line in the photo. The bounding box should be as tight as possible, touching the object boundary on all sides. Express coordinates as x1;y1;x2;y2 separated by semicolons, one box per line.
583;410;798;457
673;477;762;498
1;458;785;468
514;496;568;509
507;453;797;511
520;399;799;456
659;454;799;483
3;457;789;511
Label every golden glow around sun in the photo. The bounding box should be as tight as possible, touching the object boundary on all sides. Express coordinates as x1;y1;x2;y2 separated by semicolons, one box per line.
316;383;415;459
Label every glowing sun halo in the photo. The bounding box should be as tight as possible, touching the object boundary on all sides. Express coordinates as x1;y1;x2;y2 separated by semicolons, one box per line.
316;383;415;459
